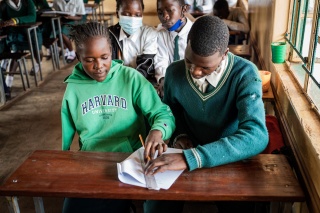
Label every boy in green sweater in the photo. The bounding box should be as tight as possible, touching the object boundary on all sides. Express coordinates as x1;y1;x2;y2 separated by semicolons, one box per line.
144;16;268;213
61;22;175;213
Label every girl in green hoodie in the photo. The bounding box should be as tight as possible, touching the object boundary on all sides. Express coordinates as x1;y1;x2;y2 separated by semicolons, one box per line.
61;22;175;213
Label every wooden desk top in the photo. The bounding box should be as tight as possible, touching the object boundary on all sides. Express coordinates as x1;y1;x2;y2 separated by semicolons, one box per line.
0;150;304;202
10;22;42;28
262;88;275;101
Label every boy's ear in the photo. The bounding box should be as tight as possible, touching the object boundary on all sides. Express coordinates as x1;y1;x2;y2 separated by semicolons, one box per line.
116;10;119;18
222;48;229;59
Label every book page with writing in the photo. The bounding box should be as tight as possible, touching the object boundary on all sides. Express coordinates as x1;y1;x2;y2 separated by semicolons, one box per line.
117;147;184;190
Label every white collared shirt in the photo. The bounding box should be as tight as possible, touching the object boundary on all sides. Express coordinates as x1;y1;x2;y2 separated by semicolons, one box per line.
7;0;21;10
119;25;157;69
53;0;86;16
155;18;193;82
192;55;228;92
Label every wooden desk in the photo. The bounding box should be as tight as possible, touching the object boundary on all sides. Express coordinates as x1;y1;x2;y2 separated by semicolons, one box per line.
229;44;252;60
85;3;99;21
0;150;304;213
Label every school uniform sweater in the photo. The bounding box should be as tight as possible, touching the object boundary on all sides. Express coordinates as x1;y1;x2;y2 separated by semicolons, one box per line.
0;0;36;25
61;60;175;152
163;53;268;171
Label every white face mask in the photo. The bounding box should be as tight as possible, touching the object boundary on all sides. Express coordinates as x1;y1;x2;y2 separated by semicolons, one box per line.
118;15;143;35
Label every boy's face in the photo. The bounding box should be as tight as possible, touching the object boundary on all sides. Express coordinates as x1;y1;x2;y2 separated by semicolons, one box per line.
117;0;143;17
184;41;228;79
157;0;185;29
77;37;112;82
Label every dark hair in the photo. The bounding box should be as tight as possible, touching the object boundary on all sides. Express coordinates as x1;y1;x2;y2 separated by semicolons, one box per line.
69;22;111;50
187;16;229;56
156;0;185;6
116;0;145;12
213;0;229;12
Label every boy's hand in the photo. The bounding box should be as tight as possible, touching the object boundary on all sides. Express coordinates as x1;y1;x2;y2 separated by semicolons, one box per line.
144;153;187;175
144;130;167;161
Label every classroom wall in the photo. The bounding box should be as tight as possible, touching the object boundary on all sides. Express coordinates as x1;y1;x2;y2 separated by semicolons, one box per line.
248;0;320;212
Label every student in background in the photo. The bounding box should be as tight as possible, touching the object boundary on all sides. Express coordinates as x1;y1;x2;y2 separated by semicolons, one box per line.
213;0;249;44
61;22;175;213
213;0;238;8
108;0;157;84
0;0;42;86
144;16;268;213
33;0;54;58
0;37;11;100
184;0;213;13
53;0;86;63
155;0;193;97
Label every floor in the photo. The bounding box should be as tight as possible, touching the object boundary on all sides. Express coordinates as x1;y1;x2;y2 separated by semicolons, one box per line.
0;57;218;213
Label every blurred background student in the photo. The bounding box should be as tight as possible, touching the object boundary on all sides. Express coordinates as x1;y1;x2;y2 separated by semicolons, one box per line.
213;0;249;44
53;0;86;63
108;0;158;84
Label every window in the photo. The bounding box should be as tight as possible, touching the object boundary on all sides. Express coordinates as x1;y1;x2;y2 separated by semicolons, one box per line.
287;0;320;114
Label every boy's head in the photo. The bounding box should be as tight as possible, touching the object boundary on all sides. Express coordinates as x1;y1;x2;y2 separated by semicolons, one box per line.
213;0;229;19
186;16;229;79
70;22;112;82
116;0;144;35
157;0;188;31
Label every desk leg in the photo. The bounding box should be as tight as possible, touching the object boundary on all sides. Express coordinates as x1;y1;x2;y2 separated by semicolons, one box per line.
33;197;45;213
0;67;5;106
6;196;20;213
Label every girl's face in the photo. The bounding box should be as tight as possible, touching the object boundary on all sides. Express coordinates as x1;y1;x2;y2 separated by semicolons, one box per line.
157;0;186;29
77;37;112;82
117;0;143;17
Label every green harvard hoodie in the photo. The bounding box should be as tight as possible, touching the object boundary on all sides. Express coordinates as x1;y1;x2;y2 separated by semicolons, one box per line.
61;60;175;152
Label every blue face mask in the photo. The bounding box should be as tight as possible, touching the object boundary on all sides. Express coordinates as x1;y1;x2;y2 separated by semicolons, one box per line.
168;19;183;31
119;15;143;35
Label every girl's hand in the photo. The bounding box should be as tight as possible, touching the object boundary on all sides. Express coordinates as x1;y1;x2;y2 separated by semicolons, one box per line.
144;130;167;161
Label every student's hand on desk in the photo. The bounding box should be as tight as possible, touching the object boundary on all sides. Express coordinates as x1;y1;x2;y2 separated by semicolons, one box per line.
144;130;167;161
0;20;15;27
145;153;187;175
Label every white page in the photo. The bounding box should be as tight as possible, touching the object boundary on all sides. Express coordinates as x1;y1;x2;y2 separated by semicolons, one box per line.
117;147;184;190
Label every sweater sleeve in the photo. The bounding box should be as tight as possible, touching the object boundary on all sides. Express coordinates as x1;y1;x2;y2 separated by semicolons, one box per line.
15;0;36;24
184;64;268;171
61;94;76;151
135;79;175;141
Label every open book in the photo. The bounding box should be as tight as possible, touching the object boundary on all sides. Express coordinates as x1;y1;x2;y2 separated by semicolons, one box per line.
117;147;184;190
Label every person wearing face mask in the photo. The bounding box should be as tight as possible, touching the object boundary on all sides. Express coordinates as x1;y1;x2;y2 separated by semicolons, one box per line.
108;0;158;84
154;0;193;98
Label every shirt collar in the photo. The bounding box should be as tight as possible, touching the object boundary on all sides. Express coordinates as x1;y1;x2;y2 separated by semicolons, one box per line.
192;54;228;88
170;17;193;40
119;27;141;43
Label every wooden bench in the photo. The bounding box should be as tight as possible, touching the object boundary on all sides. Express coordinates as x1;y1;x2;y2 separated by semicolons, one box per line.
229;44;252;60
0;150;305;213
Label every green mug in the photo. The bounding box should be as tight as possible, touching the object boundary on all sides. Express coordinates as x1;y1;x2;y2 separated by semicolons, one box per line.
271;42;286;63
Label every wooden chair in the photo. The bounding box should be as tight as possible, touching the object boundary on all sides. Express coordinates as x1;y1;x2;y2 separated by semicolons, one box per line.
0;52;31;91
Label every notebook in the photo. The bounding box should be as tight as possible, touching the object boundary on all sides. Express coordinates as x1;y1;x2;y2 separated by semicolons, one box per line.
117;147;184;190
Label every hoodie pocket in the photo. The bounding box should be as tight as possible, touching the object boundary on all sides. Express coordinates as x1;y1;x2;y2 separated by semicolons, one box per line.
81;137;133;153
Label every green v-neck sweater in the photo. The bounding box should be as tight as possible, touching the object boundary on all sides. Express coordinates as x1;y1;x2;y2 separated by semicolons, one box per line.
61;60;175;152
163;53;268;171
